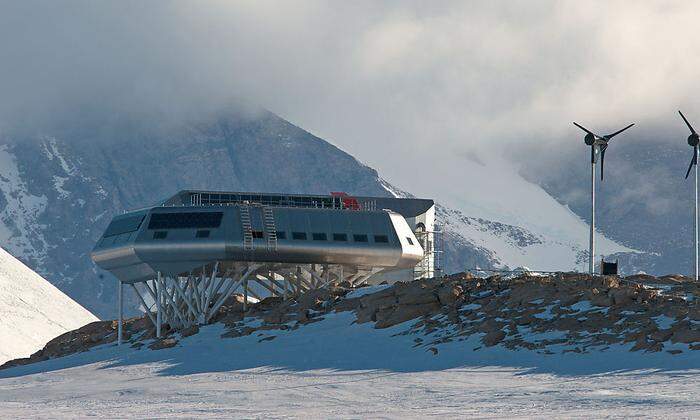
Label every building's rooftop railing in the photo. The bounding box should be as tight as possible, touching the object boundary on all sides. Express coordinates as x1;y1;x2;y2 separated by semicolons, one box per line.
186;192;377;211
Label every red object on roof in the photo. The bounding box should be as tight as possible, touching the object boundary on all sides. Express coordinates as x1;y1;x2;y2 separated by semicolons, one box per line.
330;192;360;210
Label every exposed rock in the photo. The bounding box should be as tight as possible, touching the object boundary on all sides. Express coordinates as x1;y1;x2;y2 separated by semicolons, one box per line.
4;271;700;370
149;338;178;350
610;287;637;306
670;328;700;344
375;302;441;329
437;284;463;306
590;293;612;307
180;325;199;338
482;330;506;347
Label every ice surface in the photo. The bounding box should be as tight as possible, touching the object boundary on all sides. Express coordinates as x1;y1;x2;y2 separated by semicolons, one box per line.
1;310;698;417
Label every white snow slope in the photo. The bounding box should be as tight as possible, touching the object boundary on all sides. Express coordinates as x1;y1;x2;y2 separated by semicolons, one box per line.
1;311;698;418
0;247;98;364
387;154;636;272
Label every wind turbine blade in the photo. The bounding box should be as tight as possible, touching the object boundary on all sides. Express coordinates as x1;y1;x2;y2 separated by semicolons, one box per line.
685;149;697;179
679;110;697;134
573;122;597;136
600;147;606;180
606;123;634;139
590;146;595;164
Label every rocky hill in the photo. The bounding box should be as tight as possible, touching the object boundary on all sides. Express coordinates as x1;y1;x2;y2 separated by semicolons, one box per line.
5;272;699;370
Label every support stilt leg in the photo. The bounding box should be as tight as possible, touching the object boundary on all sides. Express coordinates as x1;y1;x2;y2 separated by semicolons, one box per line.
156;272;162;338
243;278;249;312
117;279;123;346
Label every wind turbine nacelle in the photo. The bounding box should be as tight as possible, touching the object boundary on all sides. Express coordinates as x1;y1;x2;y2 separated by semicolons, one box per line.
584;133;595;146
689;133;700;147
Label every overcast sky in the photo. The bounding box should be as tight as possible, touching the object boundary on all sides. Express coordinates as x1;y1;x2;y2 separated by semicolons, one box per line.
2;1;700;193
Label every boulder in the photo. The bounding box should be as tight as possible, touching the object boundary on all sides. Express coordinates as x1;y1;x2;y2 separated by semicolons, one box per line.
437;284;463;306
671;328;700;344
482;330;506;347
180;325;199;337
395;289;438;306
149;338;178;350
359;291;397;310
591;293;612;307
374;302;441;329
649;329;672;342
610;288;637;306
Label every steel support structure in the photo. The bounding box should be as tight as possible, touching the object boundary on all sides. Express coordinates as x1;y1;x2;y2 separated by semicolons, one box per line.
117;279;123;346
414;225;444;280
126;262;380;333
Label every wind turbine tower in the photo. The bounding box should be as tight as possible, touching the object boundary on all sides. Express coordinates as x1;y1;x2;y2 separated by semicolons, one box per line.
573;121;634;275
679;110;700;281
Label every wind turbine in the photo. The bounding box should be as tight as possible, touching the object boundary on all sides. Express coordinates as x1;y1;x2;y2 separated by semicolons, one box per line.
573;121;634;274
679;110;700;282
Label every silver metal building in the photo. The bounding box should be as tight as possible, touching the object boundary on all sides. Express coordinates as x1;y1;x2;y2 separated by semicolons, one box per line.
91;190;439;342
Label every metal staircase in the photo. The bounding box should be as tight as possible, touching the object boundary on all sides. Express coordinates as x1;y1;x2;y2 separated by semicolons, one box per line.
263;206;278;251
240;205;254;251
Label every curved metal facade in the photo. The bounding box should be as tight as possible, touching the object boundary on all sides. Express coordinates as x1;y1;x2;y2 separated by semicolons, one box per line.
92;204;424;283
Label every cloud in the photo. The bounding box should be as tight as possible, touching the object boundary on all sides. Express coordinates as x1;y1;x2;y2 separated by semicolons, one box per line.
1;1;699;184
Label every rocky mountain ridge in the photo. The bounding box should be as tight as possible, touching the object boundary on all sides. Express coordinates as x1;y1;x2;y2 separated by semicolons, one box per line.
0;108;633;318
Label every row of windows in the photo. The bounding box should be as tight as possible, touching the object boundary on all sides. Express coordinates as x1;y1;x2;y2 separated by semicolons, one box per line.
250;230;388;243
148;212;223;230
154;229;210;239
284;231;388;243
152;229;390;244
194;193;340;209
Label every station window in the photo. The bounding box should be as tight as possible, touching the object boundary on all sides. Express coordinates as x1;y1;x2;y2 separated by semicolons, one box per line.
252;230;264;239
104;215;145;237
374;235;389;243
406;237;414;245
153;231;168;239
196;230;210;238
333;233;348;241
312;233;327;241
148;212;223;230
276;231;287;239
292;232;307;240
353;234;368;242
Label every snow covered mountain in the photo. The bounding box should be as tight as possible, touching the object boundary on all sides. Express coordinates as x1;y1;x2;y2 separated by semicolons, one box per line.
0;247;97;365
430;153;635;273
518;134;696;275
0;107;633;317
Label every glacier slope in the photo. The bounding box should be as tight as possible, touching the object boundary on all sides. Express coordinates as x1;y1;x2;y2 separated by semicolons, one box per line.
395;153;635;271
0;247;97;364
